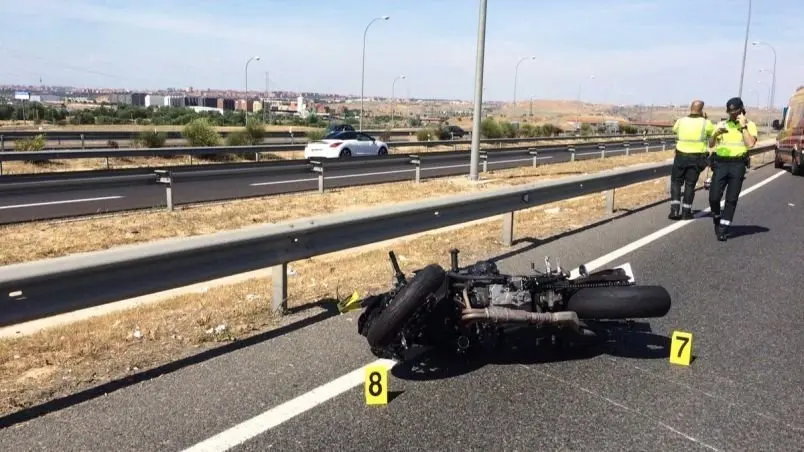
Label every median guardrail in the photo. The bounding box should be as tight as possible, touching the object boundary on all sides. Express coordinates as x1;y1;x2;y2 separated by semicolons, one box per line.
0;138;674;198
0;142;774;326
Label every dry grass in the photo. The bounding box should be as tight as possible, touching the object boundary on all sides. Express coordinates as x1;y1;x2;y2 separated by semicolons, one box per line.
1;149;677;266
0;135;654;175
0;149;776;418
0;122;338;133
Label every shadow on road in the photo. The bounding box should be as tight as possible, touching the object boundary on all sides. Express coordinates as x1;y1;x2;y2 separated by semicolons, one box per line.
391;321;670;382
726;225;770;239
0;298;341;430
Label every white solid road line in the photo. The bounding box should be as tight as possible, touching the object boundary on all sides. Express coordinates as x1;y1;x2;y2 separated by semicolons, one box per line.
0;195;124;210
182;168;783;452
250;144;662;187
248;156;555;187
180;358;397;452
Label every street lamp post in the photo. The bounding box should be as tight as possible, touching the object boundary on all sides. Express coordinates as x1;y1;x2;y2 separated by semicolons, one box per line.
738;0;752;97
513;56;535;119
360;15;390;131
391;75;406;129
468;0;488;181
244;56;260;125
752;41;777;110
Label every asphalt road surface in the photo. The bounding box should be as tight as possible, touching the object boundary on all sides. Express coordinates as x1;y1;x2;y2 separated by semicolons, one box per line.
0;142;669;224
1;162;801;451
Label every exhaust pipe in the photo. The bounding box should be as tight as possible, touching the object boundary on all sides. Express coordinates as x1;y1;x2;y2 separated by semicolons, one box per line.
460;307;581;331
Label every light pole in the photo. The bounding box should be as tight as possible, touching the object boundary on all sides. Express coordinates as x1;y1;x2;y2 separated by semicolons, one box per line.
360;15;390;131
244;55;260;125
391;74;406;129
752;41;777;110
738;0;752;97
757;76;773;129
576;74;595;132
513;56;535;119
468;0;488;181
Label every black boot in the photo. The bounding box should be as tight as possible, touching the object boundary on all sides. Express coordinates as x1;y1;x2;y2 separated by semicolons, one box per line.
681;208;694;220
668;204;681;220
716;224;728;241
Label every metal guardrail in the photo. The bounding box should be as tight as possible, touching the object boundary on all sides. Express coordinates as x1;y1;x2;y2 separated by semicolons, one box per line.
0;143;774;326
0;134;674;164
0;138;675;197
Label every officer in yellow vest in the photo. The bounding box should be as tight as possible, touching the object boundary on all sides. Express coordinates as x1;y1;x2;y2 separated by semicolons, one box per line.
708;97;758;241
668;100;715;220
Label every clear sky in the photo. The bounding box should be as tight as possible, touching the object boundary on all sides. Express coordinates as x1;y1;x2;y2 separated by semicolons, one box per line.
0;0;800;107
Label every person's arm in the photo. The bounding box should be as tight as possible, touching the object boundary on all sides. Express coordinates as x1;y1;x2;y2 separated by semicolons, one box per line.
709;122;725;148
740;118;758;147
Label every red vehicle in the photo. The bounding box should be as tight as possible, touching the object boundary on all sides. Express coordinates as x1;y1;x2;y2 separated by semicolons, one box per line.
772;86;804;175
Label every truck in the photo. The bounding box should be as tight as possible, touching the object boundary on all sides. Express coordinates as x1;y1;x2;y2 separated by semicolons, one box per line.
771;85;804;175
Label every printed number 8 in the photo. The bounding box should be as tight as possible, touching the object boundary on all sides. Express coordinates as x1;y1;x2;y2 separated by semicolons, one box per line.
368;371;383;397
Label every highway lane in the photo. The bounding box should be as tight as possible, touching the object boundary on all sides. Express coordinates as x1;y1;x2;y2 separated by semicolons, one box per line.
0;142;670;224
0;163;799;451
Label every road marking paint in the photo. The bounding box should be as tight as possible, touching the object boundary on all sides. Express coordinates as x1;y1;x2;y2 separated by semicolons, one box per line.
179;358;397;452
0;195;124;210
567;168;786;278
248;144;665;187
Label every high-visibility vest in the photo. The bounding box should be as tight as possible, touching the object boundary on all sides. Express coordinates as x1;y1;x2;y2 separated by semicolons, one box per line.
714;120;757;157
673;116;713;153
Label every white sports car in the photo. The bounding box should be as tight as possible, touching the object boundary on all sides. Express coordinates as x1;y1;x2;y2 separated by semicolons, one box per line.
303;131;389;159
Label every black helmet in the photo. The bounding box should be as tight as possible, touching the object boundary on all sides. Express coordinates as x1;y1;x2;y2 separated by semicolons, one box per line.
726;97;744;111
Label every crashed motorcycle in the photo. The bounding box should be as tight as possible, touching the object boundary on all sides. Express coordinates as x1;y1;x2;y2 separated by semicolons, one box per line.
357;248;672;361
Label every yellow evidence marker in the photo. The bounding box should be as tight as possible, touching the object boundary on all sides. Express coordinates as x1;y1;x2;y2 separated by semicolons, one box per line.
669;330;693;366
364;363;388;406
337;291;362;314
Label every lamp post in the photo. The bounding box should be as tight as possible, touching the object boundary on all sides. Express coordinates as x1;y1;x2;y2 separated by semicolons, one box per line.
513;56;535;118
752;41;777;110
360;15;390;131
244;56;260;125
391;75;406;129
737;0;752;97
468;0;488;181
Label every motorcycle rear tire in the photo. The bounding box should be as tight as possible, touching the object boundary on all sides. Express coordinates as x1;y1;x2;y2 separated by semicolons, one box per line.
365;263;446;348
566;285;671;319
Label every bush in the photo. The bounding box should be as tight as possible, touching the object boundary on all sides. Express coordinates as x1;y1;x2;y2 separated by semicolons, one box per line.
15;134;48;164
479;117;503;138
134;130;167;148
306;128;326;141
182;118;221;147
244;120;265;144
225;130;249;146
416;128;438;141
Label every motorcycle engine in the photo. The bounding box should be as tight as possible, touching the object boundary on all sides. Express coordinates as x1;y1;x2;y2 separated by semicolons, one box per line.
471;277;532;310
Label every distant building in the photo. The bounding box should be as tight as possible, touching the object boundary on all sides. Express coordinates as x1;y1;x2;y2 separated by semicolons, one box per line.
145;94;164;108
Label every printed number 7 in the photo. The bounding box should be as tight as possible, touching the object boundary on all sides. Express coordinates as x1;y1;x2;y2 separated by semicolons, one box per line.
677;336;689;358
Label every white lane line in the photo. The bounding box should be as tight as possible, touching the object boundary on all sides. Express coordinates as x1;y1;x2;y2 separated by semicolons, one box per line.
248;156;555;186
250;144;663;188
567;168;785;278
180;358;397;452
0;195;124;210
184;148;770;452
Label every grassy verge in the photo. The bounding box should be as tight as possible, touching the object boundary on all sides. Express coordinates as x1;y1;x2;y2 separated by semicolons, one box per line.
0;148;775;418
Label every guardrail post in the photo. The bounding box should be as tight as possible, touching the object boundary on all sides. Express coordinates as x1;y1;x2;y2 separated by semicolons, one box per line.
528;149;539;167
501;211;514;246
310;160;324;193
81;134;85;149
480;150;488;173
568;146;576;162
664;176;671;194
272;262;288;314
643;140;649;153
105;157;110;169
599;143;606;159
605;189;616;215
155;169;174;211
624;142;630;156
408;154;421;183
0;135;4;151
661;140;666;151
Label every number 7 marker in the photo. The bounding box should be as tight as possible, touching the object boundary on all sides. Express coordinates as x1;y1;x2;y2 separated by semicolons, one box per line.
669;330;693;366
